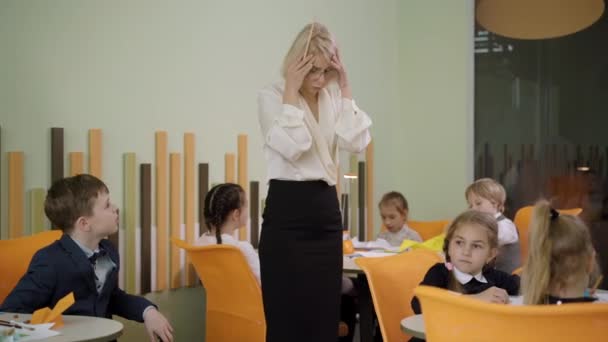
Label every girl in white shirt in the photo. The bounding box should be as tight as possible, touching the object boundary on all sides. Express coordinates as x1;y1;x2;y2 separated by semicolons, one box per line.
257;22;371;342
195;183;260;284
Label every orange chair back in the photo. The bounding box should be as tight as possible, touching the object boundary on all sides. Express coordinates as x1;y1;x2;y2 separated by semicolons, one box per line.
0;230;63;303
172;238;265;342
514;206;582;263
355;250;442;342
407;220;450;241
414;285;608;341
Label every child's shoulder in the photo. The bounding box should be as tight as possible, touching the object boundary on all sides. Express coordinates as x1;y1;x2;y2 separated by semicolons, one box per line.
420;263;451;287
426;262;449;276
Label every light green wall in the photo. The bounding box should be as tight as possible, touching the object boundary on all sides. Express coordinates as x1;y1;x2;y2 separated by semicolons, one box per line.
383;0;474;221
0;0;473;238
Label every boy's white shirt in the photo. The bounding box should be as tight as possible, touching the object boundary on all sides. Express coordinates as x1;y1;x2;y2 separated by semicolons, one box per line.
495;212;519;245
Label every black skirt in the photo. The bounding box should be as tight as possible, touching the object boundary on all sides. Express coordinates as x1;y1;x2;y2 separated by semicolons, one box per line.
259;179;343;342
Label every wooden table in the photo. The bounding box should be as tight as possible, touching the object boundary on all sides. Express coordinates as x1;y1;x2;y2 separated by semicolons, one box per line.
0;313;123;342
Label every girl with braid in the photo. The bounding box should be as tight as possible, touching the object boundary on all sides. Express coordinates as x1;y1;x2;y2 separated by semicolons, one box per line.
195;183;260;284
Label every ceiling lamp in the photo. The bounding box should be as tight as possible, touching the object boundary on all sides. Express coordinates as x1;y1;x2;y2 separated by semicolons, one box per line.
476;0;605;39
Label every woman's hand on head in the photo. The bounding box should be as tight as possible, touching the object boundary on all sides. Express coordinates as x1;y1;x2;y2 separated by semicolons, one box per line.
329;47;351;98
471;286;510;304
283;54;314;105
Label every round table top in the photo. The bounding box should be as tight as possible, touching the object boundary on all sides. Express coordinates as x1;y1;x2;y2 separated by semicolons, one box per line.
0;313;123;342
400;314;425;339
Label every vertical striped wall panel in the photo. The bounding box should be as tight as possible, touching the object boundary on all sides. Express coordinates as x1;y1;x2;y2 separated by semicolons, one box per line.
198;163;209;234
30;188;47;234
69;152;84;176
140;164;152;294
124;153;137;294
0;126;2;239
170;153;181;289
237;134;248;241
89;129;102;178
366;140;375;240
8;152;24;238
51;128;64;184
349;155;358;236
225;153;235;183
224;153;236;238
184;133;196;286
250;181;260;249
155;131;168;291
358;161;366;242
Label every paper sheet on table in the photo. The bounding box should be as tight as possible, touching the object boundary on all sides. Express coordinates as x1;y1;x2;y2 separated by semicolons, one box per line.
0;322;60;341
595;291;608;302
350;251;392;258
352;238;392;250
509;295;524;305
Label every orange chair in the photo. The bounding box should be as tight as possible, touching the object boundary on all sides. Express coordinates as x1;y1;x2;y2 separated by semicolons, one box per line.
355;250;442;342
0;230;63;303
407;220;450;241
514;206;582;263
414;285;608;341
172;238;265;342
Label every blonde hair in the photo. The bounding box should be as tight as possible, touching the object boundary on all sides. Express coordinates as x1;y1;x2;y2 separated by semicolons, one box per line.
443;210;499;292
522;200;595;305
378;191;409;216
465;178;507;212
281;22;336;78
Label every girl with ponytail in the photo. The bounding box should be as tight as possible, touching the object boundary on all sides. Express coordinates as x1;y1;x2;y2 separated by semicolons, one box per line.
522;200;599;304
195;183;260;284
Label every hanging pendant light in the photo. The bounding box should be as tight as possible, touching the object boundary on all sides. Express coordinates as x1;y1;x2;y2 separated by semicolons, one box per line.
476;0;605;39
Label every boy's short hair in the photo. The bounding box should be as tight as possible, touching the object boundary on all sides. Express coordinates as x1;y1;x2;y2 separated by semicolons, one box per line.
44;174;109;232
465;178;507;212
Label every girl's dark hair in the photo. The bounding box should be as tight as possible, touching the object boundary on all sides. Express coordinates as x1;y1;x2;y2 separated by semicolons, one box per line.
203;183;245;244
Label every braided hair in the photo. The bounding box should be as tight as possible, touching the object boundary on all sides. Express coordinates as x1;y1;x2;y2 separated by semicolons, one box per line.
203;183;245;244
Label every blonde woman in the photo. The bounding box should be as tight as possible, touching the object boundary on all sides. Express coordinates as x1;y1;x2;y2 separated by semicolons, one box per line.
257;22;372;342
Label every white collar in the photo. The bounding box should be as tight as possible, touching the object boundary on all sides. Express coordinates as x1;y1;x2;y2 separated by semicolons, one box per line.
453;266;488;285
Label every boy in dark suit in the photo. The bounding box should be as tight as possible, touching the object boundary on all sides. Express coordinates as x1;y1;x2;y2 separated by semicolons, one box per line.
0;174;173;342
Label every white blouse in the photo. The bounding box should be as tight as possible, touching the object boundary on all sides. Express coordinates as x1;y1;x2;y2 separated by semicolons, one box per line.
257;80;372;186
195;233;261;284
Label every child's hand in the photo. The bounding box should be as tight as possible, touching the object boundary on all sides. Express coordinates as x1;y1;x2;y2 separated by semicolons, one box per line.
143;307;174;342
471;286;510;304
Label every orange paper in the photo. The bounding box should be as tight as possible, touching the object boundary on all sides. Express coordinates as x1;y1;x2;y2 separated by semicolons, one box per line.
31;292;75;329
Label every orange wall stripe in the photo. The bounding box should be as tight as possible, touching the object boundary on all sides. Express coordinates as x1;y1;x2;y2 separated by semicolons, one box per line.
184;133;196;286
237;134;248;241
8;152;24;238
69;152;84;176
88;129;102;178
